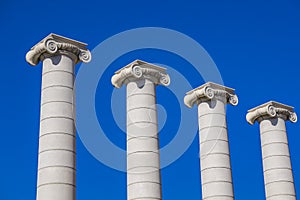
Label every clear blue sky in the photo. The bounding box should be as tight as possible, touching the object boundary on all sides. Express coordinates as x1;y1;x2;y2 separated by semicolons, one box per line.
1;0;300;199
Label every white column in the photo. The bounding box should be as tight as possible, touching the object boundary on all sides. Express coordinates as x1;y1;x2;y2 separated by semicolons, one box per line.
111;60;170;200
246;101;297;200
26;33;91;200
184;82;238;200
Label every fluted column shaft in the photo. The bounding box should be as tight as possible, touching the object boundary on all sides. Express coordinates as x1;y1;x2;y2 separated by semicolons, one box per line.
111;60;170;200
184;82;238;200
26;34;91;200
246;101;297;200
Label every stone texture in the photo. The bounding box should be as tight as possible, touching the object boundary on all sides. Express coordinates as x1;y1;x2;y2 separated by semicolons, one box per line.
246;101;297;200
26;33;91;200
184;82;237;200
112;60;170;200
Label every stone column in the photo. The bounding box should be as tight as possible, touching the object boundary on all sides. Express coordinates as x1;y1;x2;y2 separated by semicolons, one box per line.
26;33;91;200
246;101;297;200
111;60;170;200
184;82;238;200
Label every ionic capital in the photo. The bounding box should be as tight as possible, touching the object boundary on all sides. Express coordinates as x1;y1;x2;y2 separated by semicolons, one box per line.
246;101;297;125
111;60;170;88
184;82;238;108
26;33;91;66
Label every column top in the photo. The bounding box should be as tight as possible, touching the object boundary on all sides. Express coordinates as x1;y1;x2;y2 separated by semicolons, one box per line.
246;101;297;125
111;59;170;88
184;82;238;108
25;33;91;66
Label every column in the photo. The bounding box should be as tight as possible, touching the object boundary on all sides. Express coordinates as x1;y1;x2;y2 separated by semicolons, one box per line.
246;101;297;200
26;33;91;200
184;82;238;200
111;60;170;200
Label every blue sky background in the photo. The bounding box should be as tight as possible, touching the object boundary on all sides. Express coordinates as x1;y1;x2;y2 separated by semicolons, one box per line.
1;0;300;199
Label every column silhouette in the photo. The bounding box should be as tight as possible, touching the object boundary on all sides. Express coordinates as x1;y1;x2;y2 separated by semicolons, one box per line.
246;101;297;200
184;82;238;200
26;33;91;200
111;60;170;200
